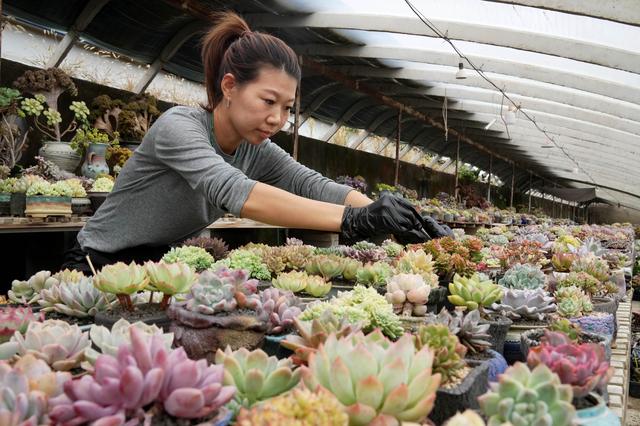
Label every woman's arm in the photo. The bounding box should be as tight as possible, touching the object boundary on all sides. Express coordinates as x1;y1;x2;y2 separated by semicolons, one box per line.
345;189;373;207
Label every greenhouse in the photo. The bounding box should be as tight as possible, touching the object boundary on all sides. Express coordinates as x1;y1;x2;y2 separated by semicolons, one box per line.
0;0;639;424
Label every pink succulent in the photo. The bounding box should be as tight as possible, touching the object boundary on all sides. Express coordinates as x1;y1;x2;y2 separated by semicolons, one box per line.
527;335;613;398
49;327;235;424
0;307;44;343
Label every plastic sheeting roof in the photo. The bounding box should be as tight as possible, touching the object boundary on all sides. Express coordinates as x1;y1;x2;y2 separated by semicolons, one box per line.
4;0;640;209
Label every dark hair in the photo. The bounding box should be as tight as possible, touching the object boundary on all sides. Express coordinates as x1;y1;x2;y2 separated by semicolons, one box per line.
201;11;301;112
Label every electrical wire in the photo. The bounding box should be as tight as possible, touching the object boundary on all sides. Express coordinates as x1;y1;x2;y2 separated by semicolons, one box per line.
403;0;623;206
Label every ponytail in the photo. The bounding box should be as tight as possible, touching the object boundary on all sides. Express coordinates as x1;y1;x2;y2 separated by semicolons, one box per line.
201;11;300;112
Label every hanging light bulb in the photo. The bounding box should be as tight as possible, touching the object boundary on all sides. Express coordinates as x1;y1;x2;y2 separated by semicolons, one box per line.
455;61;468;79
504;105;517;125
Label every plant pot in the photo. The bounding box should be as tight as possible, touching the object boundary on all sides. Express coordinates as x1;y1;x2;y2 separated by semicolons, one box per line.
81;142;110;179
167;302;265;363
444;213;454;222
25;195;72;217
10;192;26;216
570;313;615;340
427;286;448;313
39;141;82;173
326;283;354;298
520;328;611;361
71;197;92;215
630;376;640;398
592;296;616;316
94;303;171;331
503;321;549;364
261;334;293;359
428;361;489;425
633;287;640;302
466;349;507;383
480;315;512;355
397;315;427;333
0;193;10;216
574;392;620;425
87;191;109;212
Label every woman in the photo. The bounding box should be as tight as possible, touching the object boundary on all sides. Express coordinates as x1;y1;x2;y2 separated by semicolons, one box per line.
63;12;448;273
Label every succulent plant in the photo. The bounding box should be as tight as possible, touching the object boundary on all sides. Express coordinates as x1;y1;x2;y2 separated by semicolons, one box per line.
305;254;345;281
84;318;174;365
395;249;439;286
235;386;348;426
571;253;610;283
182;236;229;260
89;176;114;192
498;241;549;269
272;270;308;293
162;245;213;272
215;249;271;280
255;288;302;334
49;327;235;423
448;273;502;314
556;271;600;297
51;268;86;284
215;346;300;408
443;409;486;426
145;260;197;308
8;270;58;304
491;288;557;321
415;323;467;384
341;241;387;263
301;330;441;425
186;269;259;315
552;234;581;254
577;237;606;257
341;258;363;281
0;320;89;371
555;286;593;317
551;252;577;272
527;332;613;398
424;237;478;278
93;261;149;311
11;353;72;398
498;263;546;290
425;308;491;354
548;318;581;342
0;306;44;343
39;277;116;318
355;261;394;287
478;362;575;426
385;273;431;316
381;239;404;258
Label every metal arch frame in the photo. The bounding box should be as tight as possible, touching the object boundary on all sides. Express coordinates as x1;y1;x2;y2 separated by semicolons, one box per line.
348;109;398;149
134;20;205;94
246;11;640;73
291;44;640;106
319;97;378;141
298;84;346;127
45;0;112;68
479;0;640;27
330;65;640;124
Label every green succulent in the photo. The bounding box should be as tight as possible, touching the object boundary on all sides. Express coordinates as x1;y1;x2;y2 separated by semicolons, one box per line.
162;246;214;272
498;263;546;290
554;285;593;317
396;249;439;286
215;249;271;280
415;324;467;384
548;318;581;342
215;346;300;408
272;270;308;293
448;273;502;314
89;176;114;192
556;272;600;297
381;239;404;258
341;258;362;281
478;362;575;426
305;254;345;281
570;254;610;283
8;271;58;305
355;261;394;287
38;277;115;318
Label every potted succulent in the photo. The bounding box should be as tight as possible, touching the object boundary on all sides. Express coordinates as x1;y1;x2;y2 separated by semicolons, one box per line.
521;324;611;364
86;175;114;211
70;127;119;179
385;272;430;331
182;236;229;261
272;270;332;300
14;68;90;172
6;175;31;216
0;178;12;215
162;245;215;272
63;177;91;215
24;179;73;217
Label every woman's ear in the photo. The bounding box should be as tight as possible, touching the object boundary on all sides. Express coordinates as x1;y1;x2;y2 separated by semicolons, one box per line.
220;73;237;99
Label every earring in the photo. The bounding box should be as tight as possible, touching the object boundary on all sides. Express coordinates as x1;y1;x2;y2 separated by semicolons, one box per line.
225;98;231;108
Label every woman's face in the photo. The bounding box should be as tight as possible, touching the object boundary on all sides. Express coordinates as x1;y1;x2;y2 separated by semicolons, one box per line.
226;66;297;145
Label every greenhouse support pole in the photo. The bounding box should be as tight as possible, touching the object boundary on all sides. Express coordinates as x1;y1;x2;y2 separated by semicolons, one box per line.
510;163;515;208
0;0;3;81
394;110;401;186
292;77;301;161
487;155;492;203
528;172;532;213
454;135;460;200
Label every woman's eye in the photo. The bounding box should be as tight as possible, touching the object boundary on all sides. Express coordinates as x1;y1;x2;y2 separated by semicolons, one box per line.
264;99;275;105
285;106;293;111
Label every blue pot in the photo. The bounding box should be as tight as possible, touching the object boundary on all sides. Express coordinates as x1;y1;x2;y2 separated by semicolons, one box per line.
575;392;620;425
484;349;508;382
81;142;110;178
261;334;293;359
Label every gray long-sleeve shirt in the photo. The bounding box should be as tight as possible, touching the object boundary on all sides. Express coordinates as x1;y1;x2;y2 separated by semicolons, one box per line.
77;106;352;253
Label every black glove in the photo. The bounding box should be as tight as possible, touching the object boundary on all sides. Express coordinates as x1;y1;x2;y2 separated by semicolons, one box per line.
420;214;454;238
341;194;430;244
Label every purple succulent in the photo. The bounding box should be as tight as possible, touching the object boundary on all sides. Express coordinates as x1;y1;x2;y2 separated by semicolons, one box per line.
49;327;235;423
256;288;303;335
213;267;258;295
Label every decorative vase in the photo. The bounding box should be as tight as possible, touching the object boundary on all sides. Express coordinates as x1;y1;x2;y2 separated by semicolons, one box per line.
87;191;109;212
25;195;72;217
575;392;620;425
38;141;82;173
81;143;110;179
10;192;26;216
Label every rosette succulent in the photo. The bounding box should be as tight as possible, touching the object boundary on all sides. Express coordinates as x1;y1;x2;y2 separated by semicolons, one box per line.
304;274;332;297
355;261;394;287
215;249;271;280
89;176;114;192
448;273;502;315
491;288;557;321
38;277;116;317
425;308;491;353
341;258;363;281
182;236;229;260
385;273;431;316
93;261;149;311
281;310;364;365
478;362;575;426
305;254;345;281
548;318;582;342
0;307;44;343
381;239;404;258
162;245;213;272
235;387;348;426
571;254;610;283
444;410;486;426
415;324;467;384
255;288;302;334
8;270;58;304
84;318;174;365
341;240;387;263
215;346;300;408
551;253;577;272
527;332;613;398
186;269;259;315
555;286;593;318
49;327;235;423
498;263;546;290
556;271;600;297
145;260;197;307
301;330;441;425
52;268;86;284
272;270;308;293
0;320;89;371
395;249;439;286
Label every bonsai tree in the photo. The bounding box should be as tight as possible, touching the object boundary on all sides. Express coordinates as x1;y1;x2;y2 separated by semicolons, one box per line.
13;68;89;142
0;87;29;171
119;93;161;141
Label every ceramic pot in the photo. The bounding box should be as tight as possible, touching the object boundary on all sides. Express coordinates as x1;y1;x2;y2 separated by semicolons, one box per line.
25;195;72;217
39;141;81;173
575;392;620;425
81;143;110;178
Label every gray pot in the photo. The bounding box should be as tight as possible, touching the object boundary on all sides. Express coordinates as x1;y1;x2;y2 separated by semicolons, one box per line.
428;361;489;425
519;328;611;361
38;141;82;173
10;192;26;216
481;315;512;354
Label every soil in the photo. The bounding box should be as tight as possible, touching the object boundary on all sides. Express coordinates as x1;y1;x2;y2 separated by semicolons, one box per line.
44;311;94;327
572;395;597;410
100;303;167;321
511;319;549;327
441;365;471;389
465;350;493;361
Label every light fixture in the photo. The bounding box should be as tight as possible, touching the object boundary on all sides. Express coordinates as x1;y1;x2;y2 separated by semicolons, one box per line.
484;118;497;130
455;61;469;79
504;105;517;125
572;167;579;174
